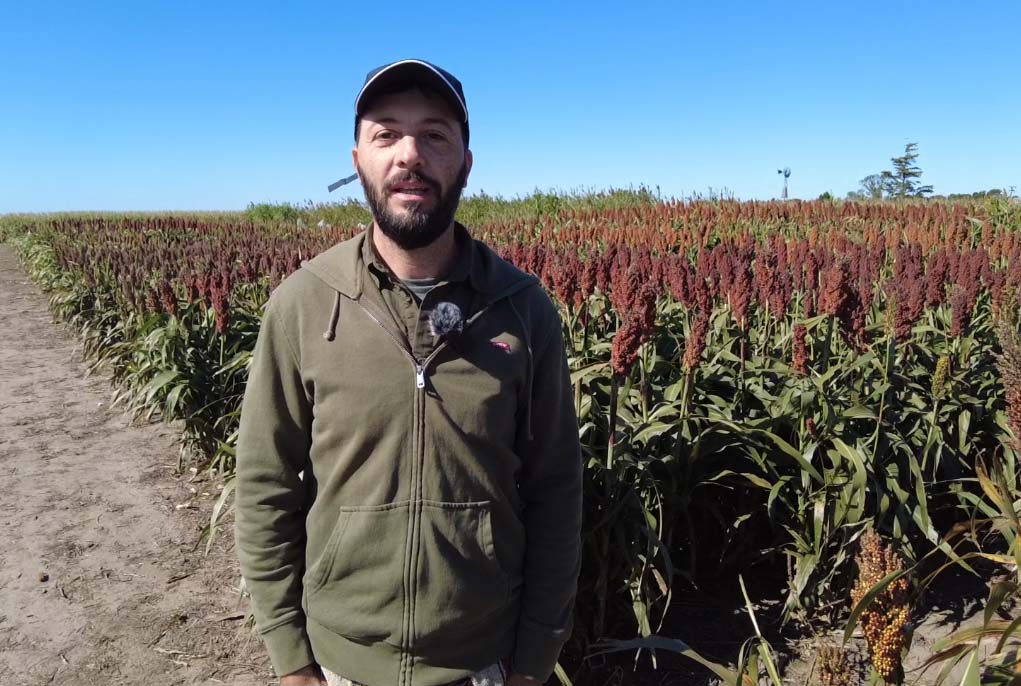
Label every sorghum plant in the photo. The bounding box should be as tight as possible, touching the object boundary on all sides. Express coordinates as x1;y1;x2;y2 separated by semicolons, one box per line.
851;529;910;684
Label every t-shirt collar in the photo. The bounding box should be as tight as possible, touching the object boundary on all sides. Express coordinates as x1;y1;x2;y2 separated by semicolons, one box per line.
362;222;474;288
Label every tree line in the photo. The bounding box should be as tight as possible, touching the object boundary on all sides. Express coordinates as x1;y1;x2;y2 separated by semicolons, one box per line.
847;142;932;200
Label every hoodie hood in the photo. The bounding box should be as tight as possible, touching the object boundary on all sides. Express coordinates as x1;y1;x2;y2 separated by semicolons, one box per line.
300;223;537;303
301;223;539;341
299;224;544;439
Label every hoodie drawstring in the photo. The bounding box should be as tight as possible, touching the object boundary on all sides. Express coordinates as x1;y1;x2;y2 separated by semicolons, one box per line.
323;290;341;341
507;296;534;443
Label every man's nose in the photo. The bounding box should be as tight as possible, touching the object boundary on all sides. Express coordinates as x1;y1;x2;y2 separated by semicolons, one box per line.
395;135;423;169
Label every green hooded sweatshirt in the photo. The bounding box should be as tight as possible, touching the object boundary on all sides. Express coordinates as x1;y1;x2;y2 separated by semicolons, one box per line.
234;223;583;686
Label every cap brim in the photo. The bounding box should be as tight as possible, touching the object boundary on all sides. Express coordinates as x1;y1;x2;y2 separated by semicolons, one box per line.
355;60;467;122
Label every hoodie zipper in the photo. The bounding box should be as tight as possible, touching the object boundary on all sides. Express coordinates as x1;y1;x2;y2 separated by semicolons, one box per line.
351;294;500;685
353;297;494;391
349;300;422;686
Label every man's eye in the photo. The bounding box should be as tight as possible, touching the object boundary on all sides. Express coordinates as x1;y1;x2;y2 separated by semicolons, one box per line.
426;132;449;143
375;131;397;141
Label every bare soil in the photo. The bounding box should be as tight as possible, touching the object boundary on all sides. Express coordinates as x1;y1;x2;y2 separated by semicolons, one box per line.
0;244;274;686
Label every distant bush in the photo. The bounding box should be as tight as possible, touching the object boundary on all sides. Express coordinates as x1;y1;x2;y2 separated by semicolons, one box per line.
244;202;303;224
243;200;371;229
244;185;667;232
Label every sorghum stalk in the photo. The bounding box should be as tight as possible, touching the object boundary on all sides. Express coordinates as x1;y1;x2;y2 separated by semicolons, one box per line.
758;300;771;360
607;375;619;472
671;325;698;462
994;320;1021;448
922;355;951;473
581;299;591;361
870;333;895;464
594;374;620;640
639;341;651;422
821;315;834;376
574;377;582;419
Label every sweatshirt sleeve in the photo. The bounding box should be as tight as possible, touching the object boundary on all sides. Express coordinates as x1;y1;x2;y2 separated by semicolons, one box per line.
511;297;584;682
234;292;317;677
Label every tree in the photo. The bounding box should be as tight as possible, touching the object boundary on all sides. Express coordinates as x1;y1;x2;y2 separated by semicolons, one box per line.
881;142;933;198
858;173;888;199
848;142;940;201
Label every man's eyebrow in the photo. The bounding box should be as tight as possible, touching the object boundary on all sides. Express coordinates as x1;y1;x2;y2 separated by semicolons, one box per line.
366;117;454;130
421;117;455;130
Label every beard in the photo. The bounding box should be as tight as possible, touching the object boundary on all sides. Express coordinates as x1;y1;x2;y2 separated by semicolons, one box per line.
359;162;468;250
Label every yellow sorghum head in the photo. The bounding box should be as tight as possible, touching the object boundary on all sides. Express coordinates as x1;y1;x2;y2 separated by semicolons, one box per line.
817;641;853;686
931;355;950;399
850;528;911;683
883;296;896;337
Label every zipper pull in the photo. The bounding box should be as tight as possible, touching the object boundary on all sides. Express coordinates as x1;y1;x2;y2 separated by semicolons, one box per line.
415;364;425;389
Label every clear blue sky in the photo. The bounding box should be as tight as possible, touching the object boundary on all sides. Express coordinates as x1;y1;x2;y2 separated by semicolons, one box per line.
2;1;1018;212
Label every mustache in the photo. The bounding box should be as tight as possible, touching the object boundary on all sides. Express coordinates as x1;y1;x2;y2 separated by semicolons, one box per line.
384;171;441;195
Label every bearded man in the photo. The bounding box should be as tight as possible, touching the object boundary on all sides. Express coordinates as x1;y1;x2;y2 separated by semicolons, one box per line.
235;59;584;686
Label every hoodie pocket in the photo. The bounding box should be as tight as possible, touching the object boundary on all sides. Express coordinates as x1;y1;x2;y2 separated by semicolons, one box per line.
413;500;510;646
304;501;411;643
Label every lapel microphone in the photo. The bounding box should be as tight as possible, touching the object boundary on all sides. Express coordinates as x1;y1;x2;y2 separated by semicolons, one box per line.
428;301;464;338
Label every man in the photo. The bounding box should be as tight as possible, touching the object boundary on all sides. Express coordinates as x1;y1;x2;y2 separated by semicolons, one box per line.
235;59;584;686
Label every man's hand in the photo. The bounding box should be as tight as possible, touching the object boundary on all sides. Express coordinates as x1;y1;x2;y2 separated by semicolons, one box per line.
280;663;326;685
506;672;541;686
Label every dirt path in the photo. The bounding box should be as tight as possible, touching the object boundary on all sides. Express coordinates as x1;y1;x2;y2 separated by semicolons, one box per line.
0;244;273;686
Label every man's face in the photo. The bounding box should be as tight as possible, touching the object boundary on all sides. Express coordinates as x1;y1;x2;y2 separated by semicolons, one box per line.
353;87;473;250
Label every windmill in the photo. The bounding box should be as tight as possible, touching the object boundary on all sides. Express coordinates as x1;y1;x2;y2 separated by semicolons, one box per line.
777;167;791;200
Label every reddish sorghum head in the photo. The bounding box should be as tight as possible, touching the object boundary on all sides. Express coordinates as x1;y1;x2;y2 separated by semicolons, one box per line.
820;256;865;347
792;324;809;375
158;279;178;318
610;280;659;378
550;251;581;311
950;285;974;338
211;273;231;335
682;310;710;371
610;265;644;321
925;248;951;308
664;255;692;307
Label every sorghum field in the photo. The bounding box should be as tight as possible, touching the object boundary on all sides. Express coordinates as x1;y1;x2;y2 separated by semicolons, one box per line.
4;194;1021;685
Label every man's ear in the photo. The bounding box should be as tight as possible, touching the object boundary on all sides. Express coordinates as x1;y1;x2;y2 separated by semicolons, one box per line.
463;149;473;188
351;147;358;174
